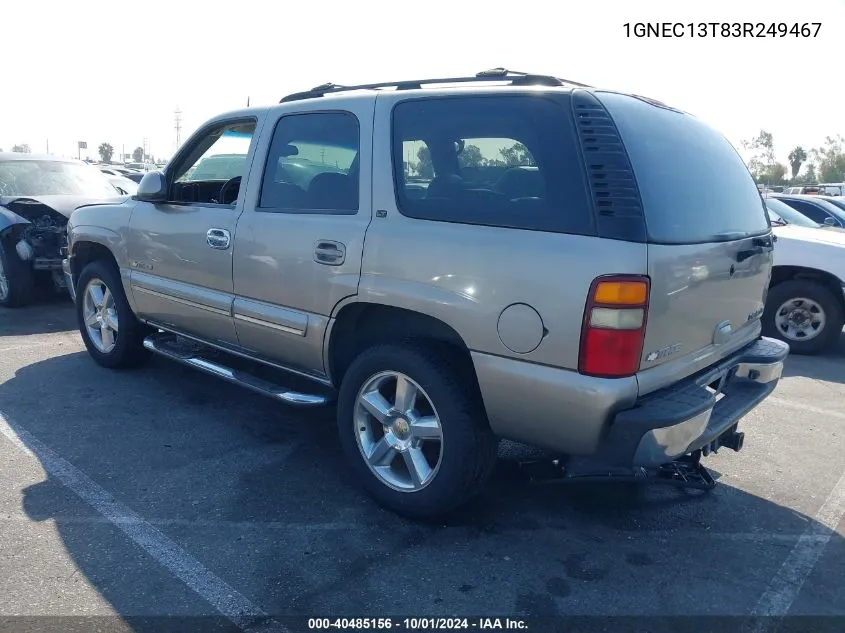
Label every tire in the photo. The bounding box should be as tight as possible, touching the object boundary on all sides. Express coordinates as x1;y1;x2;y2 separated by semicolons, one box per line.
0;237;35;308
336;344;498;520
763;279;844;355
76;259;150;368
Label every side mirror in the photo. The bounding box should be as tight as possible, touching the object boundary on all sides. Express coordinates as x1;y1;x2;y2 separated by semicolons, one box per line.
136;171;167;202
824;217;836;226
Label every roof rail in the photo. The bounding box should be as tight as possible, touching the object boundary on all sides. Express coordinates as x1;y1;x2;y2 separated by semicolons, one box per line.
279;68;591;103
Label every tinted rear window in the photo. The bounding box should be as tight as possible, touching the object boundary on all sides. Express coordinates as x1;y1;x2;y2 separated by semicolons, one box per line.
597;92;769;244
391;95;594;234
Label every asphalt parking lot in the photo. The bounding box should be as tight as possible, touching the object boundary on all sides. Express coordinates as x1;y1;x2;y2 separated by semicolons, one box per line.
1;299;843;633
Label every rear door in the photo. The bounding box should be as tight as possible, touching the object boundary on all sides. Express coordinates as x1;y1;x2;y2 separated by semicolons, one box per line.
595;92;773;393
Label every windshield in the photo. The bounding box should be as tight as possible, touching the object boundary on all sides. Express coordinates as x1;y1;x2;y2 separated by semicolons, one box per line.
0;160;118;198
765;198;820;227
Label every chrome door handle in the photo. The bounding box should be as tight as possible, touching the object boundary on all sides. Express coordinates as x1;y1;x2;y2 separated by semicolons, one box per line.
314;240;345;265
206;228;231;250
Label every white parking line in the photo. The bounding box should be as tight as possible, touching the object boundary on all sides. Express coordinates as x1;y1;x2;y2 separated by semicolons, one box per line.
748;467;845;630
765;396;845;422
0;411;288;633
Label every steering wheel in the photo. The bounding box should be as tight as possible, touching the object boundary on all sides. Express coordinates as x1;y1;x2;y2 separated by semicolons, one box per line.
219;176;242;205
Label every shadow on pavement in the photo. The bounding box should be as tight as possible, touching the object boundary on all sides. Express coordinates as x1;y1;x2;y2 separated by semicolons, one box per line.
781;329;845;385
0;296;76;337
0;350;842;631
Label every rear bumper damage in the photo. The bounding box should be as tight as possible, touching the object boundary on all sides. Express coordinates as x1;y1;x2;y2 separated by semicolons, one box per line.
601;337;789;468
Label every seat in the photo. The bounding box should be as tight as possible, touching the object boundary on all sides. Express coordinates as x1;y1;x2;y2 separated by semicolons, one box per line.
306;172;357;210
495;167;543;200
425;173;464;199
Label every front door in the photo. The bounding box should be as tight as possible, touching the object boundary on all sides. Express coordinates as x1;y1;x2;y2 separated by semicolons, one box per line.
232;101;374;377
127;117;261;345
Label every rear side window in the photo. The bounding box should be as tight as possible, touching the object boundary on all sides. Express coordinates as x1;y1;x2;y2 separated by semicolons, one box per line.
259;111;360;214
597;92;769;244
391;95;593;234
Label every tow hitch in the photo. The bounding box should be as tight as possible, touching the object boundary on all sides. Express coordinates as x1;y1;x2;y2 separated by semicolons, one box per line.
519;449;718;492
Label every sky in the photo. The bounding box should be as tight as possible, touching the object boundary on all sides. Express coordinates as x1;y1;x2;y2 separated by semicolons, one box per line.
2;0;843;172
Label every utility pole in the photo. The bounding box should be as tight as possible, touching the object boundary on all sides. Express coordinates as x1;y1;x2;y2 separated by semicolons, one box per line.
174;106;182;149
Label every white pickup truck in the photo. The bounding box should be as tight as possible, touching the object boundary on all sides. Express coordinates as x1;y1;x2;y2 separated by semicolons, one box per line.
763;196;845;354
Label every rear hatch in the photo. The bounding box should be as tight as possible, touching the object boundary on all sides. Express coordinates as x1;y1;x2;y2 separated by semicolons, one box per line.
596;92;773;391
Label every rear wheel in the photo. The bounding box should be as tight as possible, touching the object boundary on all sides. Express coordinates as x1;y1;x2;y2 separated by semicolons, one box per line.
76;259;150;368
0;238;35;308
336;344;498;520
763;280;844;355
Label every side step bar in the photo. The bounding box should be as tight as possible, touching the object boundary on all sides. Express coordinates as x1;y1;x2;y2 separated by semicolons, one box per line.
143;334;332;406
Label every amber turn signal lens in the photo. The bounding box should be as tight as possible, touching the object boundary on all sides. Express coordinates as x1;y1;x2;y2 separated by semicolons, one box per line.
593;280;648;306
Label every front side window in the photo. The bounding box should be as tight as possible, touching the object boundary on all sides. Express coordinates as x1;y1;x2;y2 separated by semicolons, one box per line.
392;95;593;234
169;120;256;205
259;112;360;214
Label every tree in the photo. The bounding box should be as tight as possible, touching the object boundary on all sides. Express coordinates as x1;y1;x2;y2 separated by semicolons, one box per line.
803;163;818;183
98;143;114;163
457;144;484;168
132;146;144;162
787;146;807;179
414;145;434;179
11;144;31;153
499;142;534;167
765;163;787;183
742;130;777;183
810;136;845;183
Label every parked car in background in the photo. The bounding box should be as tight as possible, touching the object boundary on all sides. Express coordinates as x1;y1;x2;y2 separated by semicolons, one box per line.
774;194;845;228
817;183;845;196
760;195;845;353
0;153;123;307
99;165;145;184
107;175;139;196
819;195;845;218
763;196;824;228
782;185;821;195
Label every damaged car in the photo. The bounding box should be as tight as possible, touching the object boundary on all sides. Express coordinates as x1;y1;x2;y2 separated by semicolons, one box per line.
0;153;124;307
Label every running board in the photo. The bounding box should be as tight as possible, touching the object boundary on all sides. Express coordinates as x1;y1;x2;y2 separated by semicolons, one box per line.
142;334;332;406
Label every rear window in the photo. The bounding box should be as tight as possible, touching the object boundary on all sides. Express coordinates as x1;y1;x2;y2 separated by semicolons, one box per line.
597;92;769;244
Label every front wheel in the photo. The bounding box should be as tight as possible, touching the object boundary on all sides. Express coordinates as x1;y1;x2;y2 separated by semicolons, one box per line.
76;259;150;368
763;280;844;355
336;344;498;520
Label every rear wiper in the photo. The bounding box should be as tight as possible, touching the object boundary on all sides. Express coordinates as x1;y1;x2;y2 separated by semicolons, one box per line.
707;231;752;242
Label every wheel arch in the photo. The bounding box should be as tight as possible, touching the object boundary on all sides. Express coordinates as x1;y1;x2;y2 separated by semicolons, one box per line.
326;302;479;391
770;265;845;312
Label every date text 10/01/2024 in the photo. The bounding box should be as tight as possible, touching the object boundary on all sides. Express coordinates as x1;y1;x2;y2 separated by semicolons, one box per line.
308;618;528;630
624;22;822;38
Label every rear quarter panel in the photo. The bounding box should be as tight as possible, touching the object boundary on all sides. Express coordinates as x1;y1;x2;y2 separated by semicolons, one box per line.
364;88;648;371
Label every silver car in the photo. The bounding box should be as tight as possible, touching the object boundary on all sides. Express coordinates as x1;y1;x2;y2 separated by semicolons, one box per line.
64;69;789;518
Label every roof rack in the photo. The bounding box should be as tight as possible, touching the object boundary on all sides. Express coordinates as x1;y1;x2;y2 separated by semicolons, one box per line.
279;68;591;103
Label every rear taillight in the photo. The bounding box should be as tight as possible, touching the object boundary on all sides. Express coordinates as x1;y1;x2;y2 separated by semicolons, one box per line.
578;275;650;378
